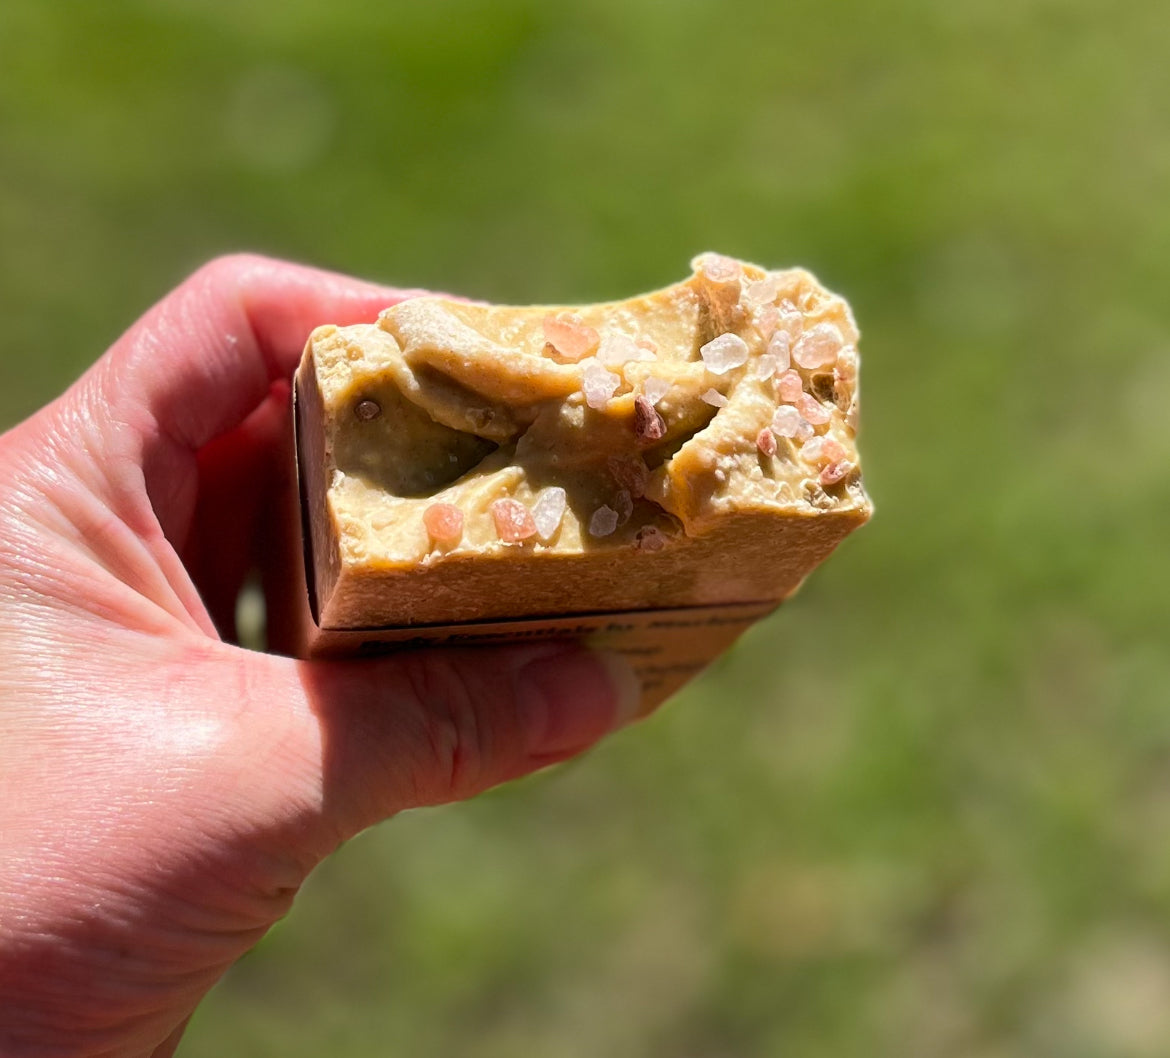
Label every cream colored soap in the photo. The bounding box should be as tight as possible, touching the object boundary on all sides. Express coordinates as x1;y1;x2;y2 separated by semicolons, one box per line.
295;254;872;630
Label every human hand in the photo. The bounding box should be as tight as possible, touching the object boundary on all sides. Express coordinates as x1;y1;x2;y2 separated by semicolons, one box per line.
0;256;639;1056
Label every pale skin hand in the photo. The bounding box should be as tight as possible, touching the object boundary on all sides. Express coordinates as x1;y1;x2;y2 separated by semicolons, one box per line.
0;256;639;1057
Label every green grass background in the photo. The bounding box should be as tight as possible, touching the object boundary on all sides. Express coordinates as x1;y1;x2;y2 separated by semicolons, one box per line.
4;1;1170;1054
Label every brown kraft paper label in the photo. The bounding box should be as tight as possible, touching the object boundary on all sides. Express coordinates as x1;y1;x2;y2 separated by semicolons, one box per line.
300;601;780;715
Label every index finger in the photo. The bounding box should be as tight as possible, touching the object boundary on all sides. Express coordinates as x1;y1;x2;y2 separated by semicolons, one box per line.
100;254;427;452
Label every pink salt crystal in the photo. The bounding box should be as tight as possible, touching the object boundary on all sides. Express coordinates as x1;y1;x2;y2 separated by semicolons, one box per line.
750;354;779;382
490;498;537;542
820;460;854;486
641;375;670;405
700;333;750;374
635;525;666;551
582;358;621;409
756;427;777;457
792;322;843;370
607;454;650;498
423;502;464;544
542;313;600;361
531;487;567;541
767;330;792;372
693;252;742;284
777;370;805;403
819;437;847;463
597;331;642;367
613;489;634;525
701;388;729;408
771;405;803;438
589;505;619;538
797;393;831;425
633;394;667;442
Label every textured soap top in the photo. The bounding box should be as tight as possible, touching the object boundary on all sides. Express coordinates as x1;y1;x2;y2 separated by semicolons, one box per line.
303;253;870;577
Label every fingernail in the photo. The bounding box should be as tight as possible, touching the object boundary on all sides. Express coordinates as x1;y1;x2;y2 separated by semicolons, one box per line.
516;649;641;757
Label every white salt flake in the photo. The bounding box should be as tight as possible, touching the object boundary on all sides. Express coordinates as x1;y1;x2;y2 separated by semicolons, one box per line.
835;345;859;380
771;405;803;438
581;358;621;409
701;388;729;408
641;375;670;405
795;419;816;442
597;332;642;367
767;330;792;372
792;322;843;370
589;505;619;538
751;354;779;381
776;300;804;338
802;437;826;464
744;275;779;308
693;252;742;285
700;333;750;375
752;304;779;339
531;487;567;541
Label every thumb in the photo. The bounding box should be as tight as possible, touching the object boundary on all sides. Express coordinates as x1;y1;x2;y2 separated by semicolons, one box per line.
229;642;641;852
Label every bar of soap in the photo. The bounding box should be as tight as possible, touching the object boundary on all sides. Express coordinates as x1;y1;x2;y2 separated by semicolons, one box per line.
295;253;872;630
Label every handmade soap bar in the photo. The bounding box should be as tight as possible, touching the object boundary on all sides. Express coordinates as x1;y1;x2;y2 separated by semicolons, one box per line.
294;254;871;633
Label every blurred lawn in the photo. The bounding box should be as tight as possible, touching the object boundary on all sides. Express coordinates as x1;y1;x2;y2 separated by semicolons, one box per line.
5;0;1170;1055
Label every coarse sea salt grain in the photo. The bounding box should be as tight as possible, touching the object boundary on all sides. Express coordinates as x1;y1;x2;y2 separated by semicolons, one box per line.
642;375;670;405
597;332;642;367
700;333;750;375
530;487;567;541
701;388;729;408
801;437;826;464
607;454;650;497
756;427;777;457
752;304;779;339
797;392;831;425
820;460;854;486
490;498;537;542
542;313;599;361
767;330;792;372
835;345;859;380
745;275;779;308
635;525;666;551
792;322;843;370
777;369;805;403
776;300;803;338
693;252;742;284
822;438;847;464
613;489;633;525
633;394;666;442
751;354;779;382
771;405;803;438
581;358;621;409
589;505;619;538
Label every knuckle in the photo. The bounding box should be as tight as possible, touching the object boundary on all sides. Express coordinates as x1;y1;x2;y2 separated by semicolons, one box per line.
399;653;504;804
